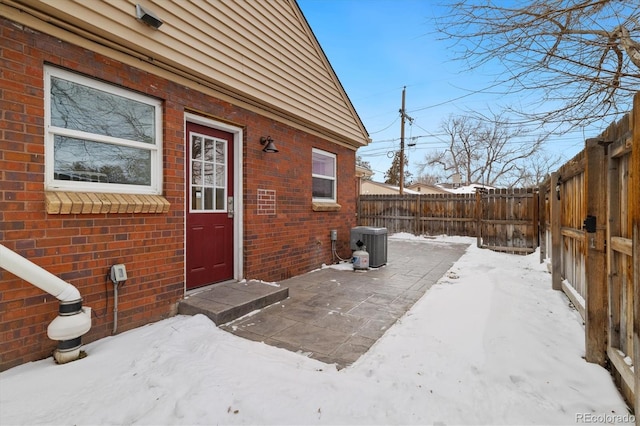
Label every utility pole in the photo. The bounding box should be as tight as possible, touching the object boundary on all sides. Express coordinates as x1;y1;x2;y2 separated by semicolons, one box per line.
399;86;413;195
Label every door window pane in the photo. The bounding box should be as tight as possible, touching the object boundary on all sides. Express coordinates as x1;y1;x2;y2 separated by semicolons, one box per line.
204;139;214;162
204;164;214;186
215;188;225;210
192;137;202;160
204;188;214;210
216;140;225;164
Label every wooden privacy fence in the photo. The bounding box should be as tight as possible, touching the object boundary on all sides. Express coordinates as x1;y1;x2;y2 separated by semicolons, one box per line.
357;193;476;236
540;93;640;412
357;188;538;253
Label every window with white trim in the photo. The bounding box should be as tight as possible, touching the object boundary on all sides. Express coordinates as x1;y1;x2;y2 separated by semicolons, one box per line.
44;66;163;194
312;148;336;202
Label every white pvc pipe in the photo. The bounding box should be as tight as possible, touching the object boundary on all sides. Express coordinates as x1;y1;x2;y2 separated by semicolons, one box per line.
0;244;81;302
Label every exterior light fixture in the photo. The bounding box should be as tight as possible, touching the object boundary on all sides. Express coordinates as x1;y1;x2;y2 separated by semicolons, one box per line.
555;175;562;201
260;136;279;153
136;4;163;29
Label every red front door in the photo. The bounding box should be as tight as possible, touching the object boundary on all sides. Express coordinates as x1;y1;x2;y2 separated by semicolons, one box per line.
186;122;234;290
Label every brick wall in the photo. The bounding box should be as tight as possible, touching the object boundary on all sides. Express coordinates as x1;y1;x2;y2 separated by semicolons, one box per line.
243;129;357;282
0;18;357;371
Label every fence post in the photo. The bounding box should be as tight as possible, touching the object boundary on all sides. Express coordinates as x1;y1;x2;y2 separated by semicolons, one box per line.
550;172;562;291
631;93;640;415
532;189;540;250
538;182;547;263
475;190;482;248
584;138;608;365
415;194;421;236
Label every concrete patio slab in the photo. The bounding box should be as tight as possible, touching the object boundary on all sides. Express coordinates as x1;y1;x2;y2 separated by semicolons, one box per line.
220;238;470;368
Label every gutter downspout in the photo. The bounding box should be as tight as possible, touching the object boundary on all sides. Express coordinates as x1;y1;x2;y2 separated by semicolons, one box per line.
0;244;92;364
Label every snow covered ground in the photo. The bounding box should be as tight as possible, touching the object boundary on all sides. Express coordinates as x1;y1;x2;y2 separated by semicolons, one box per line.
0;234;635;425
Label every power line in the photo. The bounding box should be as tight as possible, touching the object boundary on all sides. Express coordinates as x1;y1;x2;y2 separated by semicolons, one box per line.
405;79;516;113
368;116;400;134
360;132;585;149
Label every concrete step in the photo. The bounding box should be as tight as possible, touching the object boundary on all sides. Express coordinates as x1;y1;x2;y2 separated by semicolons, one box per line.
178;280;289;325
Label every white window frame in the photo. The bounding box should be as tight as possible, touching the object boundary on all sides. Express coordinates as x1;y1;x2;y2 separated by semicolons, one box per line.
312;148;337;203
44;66;163;195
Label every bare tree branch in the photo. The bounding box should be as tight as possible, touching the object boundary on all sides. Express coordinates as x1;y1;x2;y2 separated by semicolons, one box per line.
417;113;546;187
437;0;640;129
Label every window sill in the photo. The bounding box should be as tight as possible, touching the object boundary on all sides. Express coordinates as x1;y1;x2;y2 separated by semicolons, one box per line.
312;201;341;212
45;191;170;214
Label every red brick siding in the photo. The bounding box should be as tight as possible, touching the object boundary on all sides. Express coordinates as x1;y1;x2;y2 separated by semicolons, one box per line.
0;17;357;371
243;131;356;282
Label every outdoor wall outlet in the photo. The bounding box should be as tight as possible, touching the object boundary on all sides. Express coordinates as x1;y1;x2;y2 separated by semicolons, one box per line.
110;264;127;284
330;230;337;241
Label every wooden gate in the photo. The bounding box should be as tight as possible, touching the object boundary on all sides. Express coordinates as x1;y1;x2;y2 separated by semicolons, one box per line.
548;149;589;318
477;188;538;254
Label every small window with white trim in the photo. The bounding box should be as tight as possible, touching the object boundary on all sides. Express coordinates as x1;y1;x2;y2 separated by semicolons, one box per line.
312;148;336;202
44;66;163;194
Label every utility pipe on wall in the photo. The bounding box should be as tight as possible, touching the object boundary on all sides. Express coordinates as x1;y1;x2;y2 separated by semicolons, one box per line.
113;282;120;334
0;244;92;364
0;245;80;301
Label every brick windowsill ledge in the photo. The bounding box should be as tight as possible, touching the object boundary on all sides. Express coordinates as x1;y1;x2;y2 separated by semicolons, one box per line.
45;191;170;214
311;202;341;212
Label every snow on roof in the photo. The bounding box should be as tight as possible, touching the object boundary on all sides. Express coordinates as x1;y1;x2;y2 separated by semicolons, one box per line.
361;180;421;194
437;183;496;194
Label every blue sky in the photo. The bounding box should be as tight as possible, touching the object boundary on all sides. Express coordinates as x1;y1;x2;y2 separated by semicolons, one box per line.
297;0;593;181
